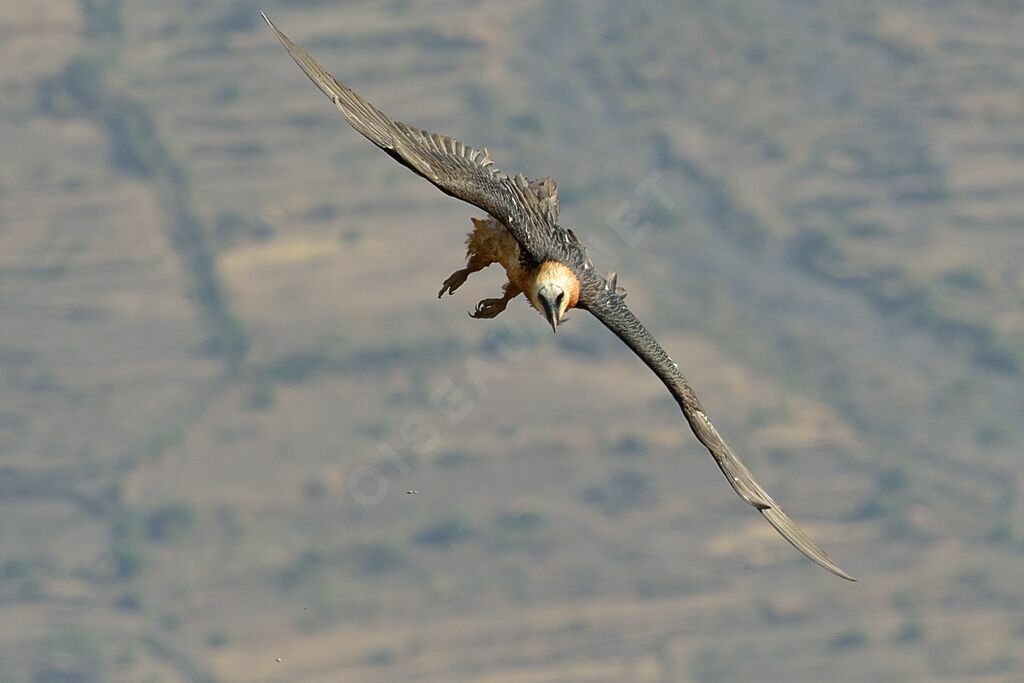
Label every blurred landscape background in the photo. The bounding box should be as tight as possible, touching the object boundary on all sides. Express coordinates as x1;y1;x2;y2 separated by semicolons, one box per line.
2;1;1023;681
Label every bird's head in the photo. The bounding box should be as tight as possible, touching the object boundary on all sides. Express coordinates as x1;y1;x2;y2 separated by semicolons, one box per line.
531;261;579;333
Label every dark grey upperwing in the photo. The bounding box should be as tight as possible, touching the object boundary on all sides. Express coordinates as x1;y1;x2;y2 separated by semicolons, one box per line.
580;286;855;581
262;12;553;257
528;177;559;224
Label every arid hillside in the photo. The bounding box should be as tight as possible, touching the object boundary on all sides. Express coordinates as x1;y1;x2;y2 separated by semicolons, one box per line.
1;1;1022;681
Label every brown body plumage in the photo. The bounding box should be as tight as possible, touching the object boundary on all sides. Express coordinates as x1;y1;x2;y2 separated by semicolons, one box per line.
264;12;855;581
443;204;579;326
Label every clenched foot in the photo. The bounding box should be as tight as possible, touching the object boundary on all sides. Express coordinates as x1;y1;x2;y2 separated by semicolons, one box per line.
470;296;511;319
438;268;473;298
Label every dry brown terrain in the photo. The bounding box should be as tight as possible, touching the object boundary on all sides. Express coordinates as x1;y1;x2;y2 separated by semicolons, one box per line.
1;1;1022;682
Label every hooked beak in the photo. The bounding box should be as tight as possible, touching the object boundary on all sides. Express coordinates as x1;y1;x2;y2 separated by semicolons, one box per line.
543;304;559;334
537;285;563;334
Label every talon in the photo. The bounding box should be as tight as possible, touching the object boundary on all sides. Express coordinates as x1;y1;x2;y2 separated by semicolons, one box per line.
438;269;471;298
439;257;491;299
469;297;508;319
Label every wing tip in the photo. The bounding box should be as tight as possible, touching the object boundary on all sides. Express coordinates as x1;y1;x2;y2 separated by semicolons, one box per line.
761;506;856;582
261;10;294;52
260;9;275;32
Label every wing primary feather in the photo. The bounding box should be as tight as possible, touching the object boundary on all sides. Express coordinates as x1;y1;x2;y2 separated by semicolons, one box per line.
262;12;560;258
582;290;855;581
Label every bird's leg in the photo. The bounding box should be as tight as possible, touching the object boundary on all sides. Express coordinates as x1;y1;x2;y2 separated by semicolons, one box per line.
438;254;491;298
470;281;521;319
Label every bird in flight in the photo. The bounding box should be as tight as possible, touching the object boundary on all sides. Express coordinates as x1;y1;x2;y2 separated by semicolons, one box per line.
262;12;854;581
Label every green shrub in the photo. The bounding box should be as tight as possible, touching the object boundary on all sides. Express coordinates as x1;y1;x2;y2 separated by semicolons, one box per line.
206;631;230;649
279;548;327;588
348;542;407;576
942;267;986;291
581;469;655;515
110;512;145;579
304;203;339;223
1;558;43;600
81;0;122;38
215;211;273;247
491;509;548;553
261;351;344;384
689;646;738;683
894;620;925;644
463;84;498;124
828;628;869;651
412;515;475;548
115;592;142;611
33;624;106;683
248;382;275;411
613;433;648;457
146;502;196;543
363;648;395;666
434;451;475;469
495;510;545;534
507;112;544;134
214;0;261;34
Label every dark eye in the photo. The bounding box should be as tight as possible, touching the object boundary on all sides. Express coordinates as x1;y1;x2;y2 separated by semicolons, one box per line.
556;292;564;305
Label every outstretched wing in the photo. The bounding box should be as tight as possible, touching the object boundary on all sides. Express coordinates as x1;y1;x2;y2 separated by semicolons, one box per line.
262;12;551;256
581;285;855;581
528;176;559;223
